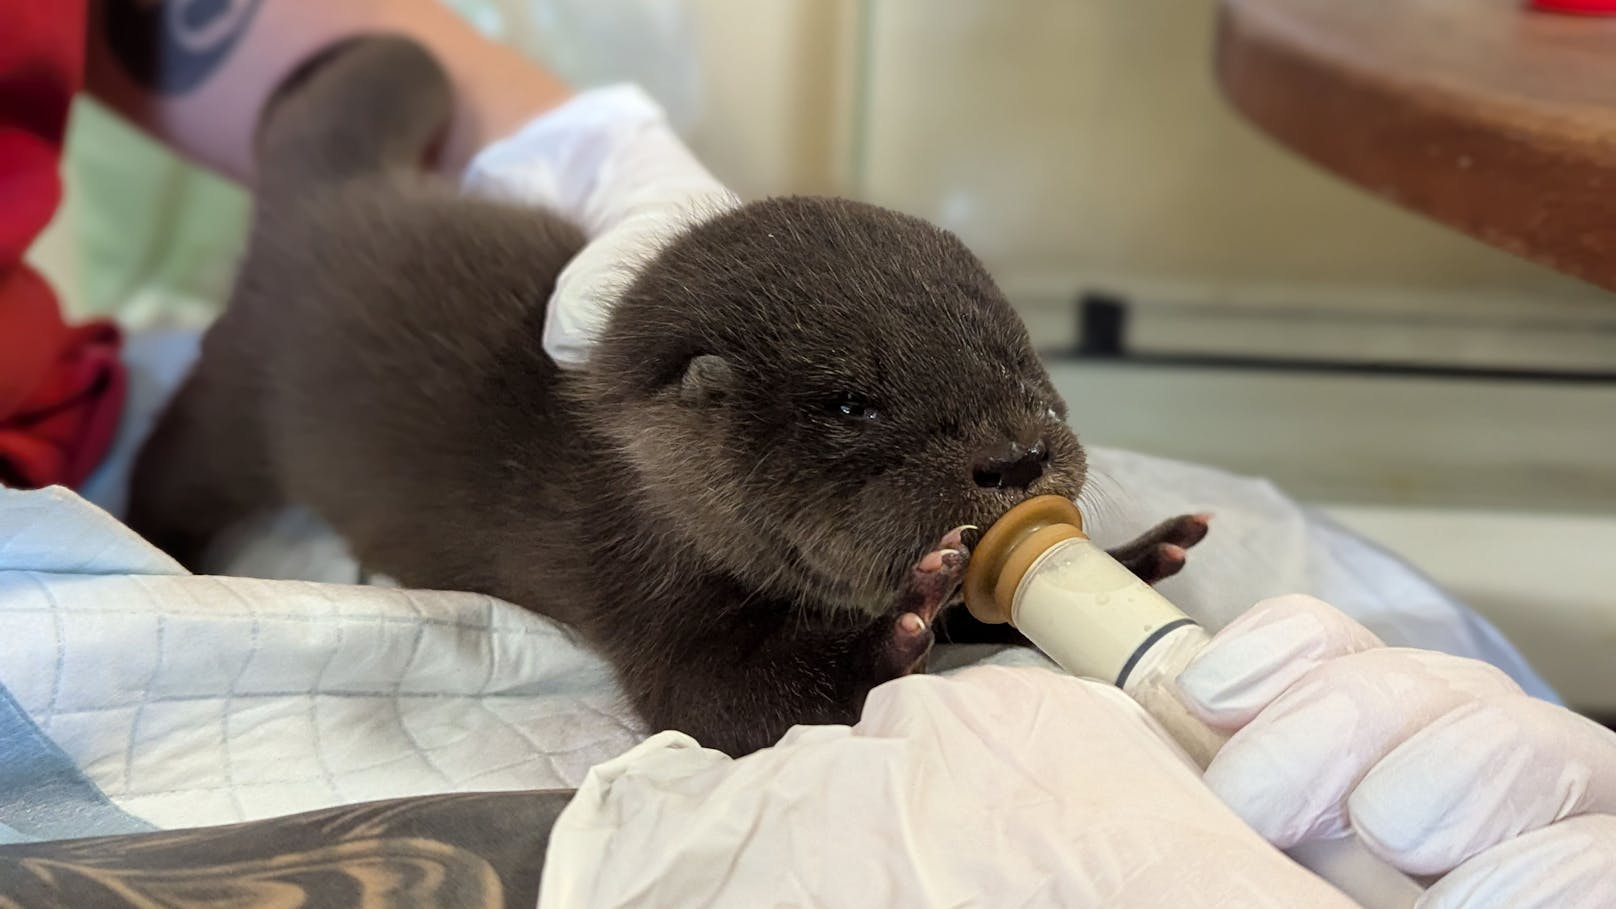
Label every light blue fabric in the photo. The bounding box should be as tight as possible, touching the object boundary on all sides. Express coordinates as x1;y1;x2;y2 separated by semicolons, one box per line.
0;682;154;842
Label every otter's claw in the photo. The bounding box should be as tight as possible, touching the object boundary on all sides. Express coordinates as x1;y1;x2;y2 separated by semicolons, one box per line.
884;526;975;675
1107;513;1211;585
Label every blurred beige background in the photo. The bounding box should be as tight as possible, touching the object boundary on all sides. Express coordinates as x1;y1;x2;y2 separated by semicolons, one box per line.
37;1;1616;324
28;0;1616;709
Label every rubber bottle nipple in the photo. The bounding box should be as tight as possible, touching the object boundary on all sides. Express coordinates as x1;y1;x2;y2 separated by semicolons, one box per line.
962;495;1087;625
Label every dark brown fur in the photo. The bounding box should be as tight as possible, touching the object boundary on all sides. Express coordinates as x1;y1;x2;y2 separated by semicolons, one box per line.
128;37;1205;756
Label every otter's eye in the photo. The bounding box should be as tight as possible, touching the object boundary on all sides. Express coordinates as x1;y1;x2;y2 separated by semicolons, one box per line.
829;393;880;422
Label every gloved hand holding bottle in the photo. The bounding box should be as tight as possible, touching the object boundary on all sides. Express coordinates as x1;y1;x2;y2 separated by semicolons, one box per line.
1178;595;1616;908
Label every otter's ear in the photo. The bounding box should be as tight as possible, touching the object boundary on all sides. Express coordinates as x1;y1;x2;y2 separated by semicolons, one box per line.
679;354;734;407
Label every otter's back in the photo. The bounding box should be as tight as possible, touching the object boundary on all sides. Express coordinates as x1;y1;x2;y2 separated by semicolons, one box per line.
240;37;588;590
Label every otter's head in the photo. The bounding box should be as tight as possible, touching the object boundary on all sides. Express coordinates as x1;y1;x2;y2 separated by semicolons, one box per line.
580;197;1085;615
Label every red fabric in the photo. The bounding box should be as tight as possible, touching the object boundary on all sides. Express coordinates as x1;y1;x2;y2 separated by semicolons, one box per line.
0;0;126;490
1532;0;1616;13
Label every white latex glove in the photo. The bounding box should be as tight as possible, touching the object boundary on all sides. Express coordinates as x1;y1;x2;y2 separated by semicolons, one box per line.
461;85;738;368
1177;594;1616;909
539;665;1360;908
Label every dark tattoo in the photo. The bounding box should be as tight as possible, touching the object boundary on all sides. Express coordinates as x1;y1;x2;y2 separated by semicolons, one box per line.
0;790;576;909
104;0;264;95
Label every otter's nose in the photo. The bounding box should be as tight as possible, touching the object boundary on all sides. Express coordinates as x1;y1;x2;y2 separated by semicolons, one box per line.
972;438;1049;490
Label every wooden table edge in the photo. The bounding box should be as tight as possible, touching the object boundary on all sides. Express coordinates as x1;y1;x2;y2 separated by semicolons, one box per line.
1215;0;1616;294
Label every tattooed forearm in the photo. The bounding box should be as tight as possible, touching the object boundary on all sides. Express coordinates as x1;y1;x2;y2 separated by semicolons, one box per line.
103;0;264;94
86;0;573;180
0;790;574;909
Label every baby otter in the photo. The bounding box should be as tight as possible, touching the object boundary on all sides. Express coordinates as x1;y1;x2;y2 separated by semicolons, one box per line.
127;37;1207;756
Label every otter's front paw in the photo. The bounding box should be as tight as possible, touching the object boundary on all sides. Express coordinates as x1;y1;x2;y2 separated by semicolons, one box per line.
884;525;973;675
1107;513;1210;584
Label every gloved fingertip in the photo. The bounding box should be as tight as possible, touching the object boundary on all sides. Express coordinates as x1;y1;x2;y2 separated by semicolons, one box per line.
1414;816;1616;909
1177;595;1379;727
1202;749;1315;849
1349;732;1475;875
1351;702;1513;875
1353;694;1616;878
1200;702;1367;849
1348;788;1455;879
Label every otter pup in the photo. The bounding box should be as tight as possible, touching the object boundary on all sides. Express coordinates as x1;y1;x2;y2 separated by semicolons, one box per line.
128;37;1207;756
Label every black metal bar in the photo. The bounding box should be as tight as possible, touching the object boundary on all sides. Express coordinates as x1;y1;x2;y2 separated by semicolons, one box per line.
1039;348;1616;385
1059;291;1616;384
1074;292;1129;358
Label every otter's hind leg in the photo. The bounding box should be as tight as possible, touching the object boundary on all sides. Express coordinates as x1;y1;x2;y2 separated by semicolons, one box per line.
127;354;280;570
